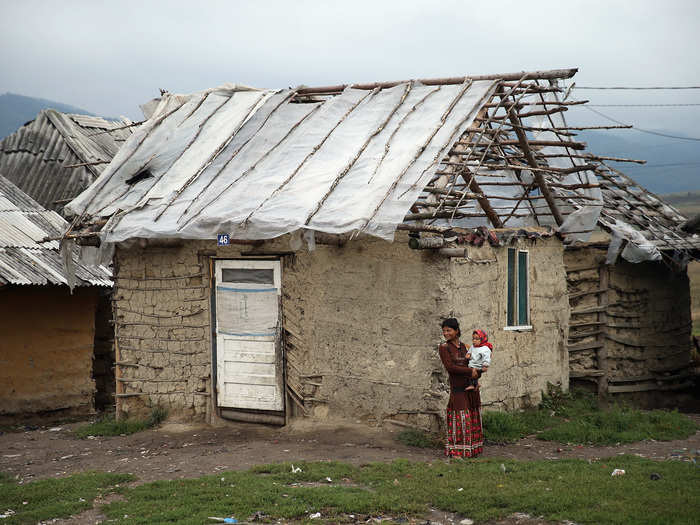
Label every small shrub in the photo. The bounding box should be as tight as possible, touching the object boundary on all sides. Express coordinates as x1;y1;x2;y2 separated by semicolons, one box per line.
483;409;550;443
482;411;527;444
396;429;442;448
74;406;168;439
146;405;168;427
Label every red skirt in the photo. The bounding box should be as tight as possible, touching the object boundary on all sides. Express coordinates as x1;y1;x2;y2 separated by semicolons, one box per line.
445;408;483;458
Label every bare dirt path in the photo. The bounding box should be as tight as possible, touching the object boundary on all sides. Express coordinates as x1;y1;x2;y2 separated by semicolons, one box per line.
1;415;699;485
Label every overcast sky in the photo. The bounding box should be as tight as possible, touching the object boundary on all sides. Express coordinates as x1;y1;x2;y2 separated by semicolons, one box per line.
1;0;699;136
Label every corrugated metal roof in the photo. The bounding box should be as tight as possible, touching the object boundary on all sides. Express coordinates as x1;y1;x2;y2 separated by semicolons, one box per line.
0;109;134;212
594;166;700;253
0;174;111;287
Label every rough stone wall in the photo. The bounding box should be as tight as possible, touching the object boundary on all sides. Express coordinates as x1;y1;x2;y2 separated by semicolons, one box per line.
0;285;98;419
112;242;212;421
564;246;692;401
114;232;569;425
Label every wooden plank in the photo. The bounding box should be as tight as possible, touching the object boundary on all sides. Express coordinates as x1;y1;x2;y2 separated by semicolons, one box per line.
570;370;605;378
612;372;696;384
608;383;657;393
568;288;607;299
597;265;609;402
570;321;605;328
568;329;603;339
567;341;603;352
609;374;654;384
571;305;607;315
567;265;600;273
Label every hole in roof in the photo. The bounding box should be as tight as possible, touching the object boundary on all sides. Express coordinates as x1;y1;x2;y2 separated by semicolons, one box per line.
125;170;153;185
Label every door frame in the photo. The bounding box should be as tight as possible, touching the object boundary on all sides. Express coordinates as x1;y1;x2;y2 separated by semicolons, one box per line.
209;256;286;424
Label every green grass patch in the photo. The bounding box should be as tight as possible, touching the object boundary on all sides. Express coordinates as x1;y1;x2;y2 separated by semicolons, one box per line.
539;406;699;445
0;471;134;524
87;458;700;524
481;387;698;446
74;406;168;438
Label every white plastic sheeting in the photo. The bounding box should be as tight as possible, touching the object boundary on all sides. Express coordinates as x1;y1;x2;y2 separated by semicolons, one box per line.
66;81;498;243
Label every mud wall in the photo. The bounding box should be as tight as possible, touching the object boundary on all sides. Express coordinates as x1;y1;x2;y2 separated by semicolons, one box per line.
113;232;569;425
0;285;98;418
565;246;692;401
112;242;212;421
447;236;570;411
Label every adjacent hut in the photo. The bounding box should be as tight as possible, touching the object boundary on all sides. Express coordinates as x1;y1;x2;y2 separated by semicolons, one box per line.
0;109;134;213
564;167;700;406
0;175;112;422
64;68;669;428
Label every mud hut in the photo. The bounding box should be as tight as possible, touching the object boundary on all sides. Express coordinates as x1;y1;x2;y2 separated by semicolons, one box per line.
64;68;628;427
0;175;112;421
564;167;700;406
0;109;136;415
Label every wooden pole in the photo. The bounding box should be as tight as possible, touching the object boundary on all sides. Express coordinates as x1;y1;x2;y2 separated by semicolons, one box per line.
453;139;587;150
295;68;578;95
597;265;610;406
502;95;565;225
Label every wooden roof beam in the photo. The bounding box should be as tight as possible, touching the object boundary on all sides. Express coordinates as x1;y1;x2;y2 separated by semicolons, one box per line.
501;102;565;225
296;68;578;95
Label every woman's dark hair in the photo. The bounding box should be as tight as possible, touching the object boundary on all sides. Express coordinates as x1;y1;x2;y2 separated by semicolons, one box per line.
441;317;461;337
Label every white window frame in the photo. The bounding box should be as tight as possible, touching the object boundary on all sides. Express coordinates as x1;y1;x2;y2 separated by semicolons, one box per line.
504;248;532;331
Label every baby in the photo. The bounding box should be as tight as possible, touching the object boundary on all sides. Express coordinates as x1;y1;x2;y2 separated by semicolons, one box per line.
466;329;492;390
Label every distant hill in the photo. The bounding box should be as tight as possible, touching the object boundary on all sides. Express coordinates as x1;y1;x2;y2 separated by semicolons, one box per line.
578;129;700;195
661;191;700;218
0;93;95;139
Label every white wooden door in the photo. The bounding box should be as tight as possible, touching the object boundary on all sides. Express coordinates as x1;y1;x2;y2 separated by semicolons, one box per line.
214;260;283;411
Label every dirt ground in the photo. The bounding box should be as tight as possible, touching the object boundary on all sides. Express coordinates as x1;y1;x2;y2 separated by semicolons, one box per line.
1;415;699;524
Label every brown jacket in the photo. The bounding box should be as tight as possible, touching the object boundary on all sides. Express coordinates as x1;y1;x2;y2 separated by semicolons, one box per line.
439;341;482;411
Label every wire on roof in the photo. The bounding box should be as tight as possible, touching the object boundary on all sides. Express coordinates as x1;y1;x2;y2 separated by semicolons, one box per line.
587;103;700;107
574;86;700;90
577;104;700;142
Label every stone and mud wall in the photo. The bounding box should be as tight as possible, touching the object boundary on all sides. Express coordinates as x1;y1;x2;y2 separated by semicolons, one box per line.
113;232;569;427
565;246;693;404
0;285;99;420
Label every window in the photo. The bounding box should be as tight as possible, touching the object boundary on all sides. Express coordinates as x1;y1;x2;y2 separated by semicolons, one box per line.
506;248;530;328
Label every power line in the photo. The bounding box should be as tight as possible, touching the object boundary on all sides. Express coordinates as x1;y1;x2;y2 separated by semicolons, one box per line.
588;103;700;108
579;105;700;142
575;86;700;90
625;161;700;170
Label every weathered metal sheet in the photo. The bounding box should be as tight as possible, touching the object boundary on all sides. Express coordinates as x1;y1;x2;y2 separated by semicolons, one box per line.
0;175;112;287
0;110;134;212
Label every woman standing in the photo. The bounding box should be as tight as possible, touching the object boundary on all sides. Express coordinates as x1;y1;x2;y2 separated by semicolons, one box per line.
438;318;483;458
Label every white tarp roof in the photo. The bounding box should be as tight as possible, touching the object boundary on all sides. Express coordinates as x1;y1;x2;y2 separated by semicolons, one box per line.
66;81;499;242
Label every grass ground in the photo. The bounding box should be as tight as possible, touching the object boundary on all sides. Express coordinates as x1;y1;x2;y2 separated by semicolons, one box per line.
3;391;697;525
0;472;134;524
73;407;167;438
480;387;698;445
1;457;697;525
